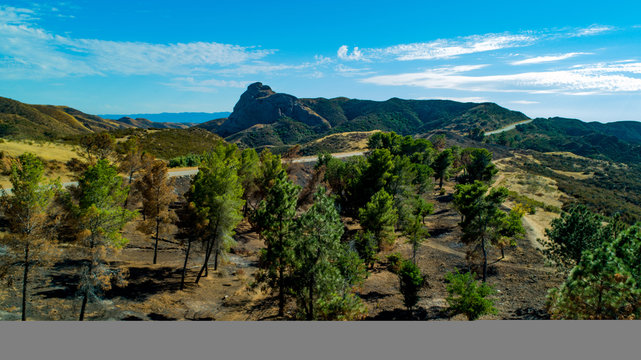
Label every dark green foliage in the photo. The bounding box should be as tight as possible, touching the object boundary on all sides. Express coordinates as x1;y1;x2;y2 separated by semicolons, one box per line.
487;117;641;165
547;224;641;319
139;128;223;160
292;187;367;320
0;153;60;321
253;171;300;316
354;149;394;206
168;154;204;167
467;126;484;141
359;189;398;249
402;196;434;264
432;149;453;189
74;159;136;320
353;231;378;270
398;259;425;311
188;144;244;283
540;205;608;269
463;148;497;183
445;271;497;320
225;117;316;148
453;181;521;281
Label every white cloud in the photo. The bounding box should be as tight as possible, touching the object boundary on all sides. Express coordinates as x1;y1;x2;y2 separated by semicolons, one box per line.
511;52;590;65
377;34;536;61
418;96;490;103
164;77;251;92
337;33;535;62
337;45;364;61
511;100;539;104
0;6;36;25
362;62;641;94
337;26;615;63
573;25;614;37
0;6;275;79
335;64;375;76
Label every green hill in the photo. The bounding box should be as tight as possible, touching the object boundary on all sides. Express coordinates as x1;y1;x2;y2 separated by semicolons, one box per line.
197;82;530;148
0;96;130;139
487;117;641;165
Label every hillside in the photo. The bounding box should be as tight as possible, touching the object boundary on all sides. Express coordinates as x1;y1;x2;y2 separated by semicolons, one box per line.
486;117;641;165
198;82;529;147
0;96;200;139
0;96;130;139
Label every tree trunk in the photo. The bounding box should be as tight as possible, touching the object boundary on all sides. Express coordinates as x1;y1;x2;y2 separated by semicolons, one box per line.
195;238;214;284
21;243;29;321
439;176;443;189
213;248;219;271
180;240;192;290
79;291;88;321
278;263;285;317
153;217;160;264
481;236;488;282
308;286;314;320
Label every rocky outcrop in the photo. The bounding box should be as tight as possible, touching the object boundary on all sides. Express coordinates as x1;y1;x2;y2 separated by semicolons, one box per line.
216;82;331;137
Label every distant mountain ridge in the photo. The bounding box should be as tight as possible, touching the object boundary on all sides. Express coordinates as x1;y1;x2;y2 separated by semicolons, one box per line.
113;117;192;129
0;96;201;139
198;82;531;148
101;112;231;124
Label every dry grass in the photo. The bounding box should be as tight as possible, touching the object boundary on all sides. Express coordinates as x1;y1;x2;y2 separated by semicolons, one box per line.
0;139;80;162
549;169;593;180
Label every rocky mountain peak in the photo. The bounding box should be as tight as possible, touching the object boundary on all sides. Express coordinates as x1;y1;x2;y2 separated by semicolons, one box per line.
216;83;330;137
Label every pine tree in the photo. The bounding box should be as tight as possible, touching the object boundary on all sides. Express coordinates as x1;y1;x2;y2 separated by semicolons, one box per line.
547;224;641;319
453;181;520;282
464;148;498;183
432;149;453;189
0;153;60;321
403;196;433;264
398;259;425;312
359;189;398;249
539;204;605;269
445;271;497;320
135;160;177;264
189;147;244;283
73;159;135;320
293;187;367;320
237;148;260;216
253;170;300;317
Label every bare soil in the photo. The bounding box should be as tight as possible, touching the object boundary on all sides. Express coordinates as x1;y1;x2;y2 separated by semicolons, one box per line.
1;167;564;321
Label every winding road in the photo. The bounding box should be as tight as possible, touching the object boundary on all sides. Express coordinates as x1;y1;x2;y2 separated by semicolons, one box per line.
2;151;366;194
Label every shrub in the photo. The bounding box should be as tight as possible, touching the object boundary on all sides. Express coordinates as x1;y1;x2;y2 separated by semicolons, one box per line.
398;259;425;311
387;252;403;273
445;271;497;320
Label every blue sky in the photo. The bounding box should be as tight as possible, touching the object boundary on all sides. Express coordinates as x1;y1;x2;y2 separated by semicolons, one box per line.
1;0;640;122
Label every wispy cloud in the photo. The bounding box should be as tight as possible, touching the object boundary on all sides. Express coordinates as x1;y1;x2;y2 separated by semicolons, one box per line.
511;100;540;104
337;26;615;63
338;33;535;62
362;62;641;94
572;25;615;37
0;6;275;79
511;52;590;65
335;64;375;76
163;77;251;93
418;96;490;103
